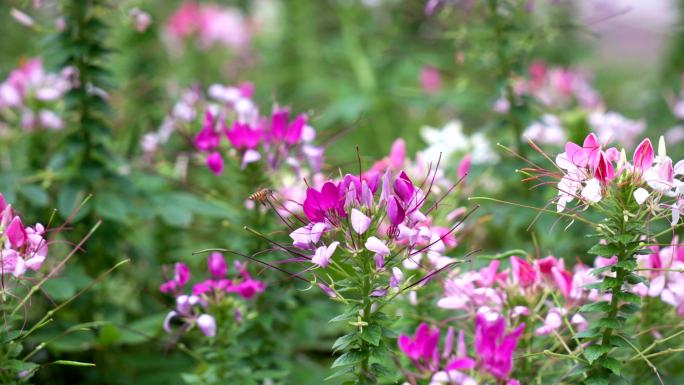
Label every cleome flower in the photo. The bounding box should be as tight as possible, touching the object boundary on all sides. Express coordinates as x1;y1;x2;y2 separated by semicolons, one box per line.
160;252;265;338
0;193;48;279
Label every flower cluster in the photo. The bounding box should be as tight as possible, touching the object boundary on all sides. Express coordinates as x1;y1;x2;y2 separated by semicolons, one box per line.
497;61;602;113
553;133;681;216
142;82;322;177
0;193;48;279
398;307;525;385
419;120;498;166
160;252;265;338
165;1;252;53
0;58;73;131
290;166;462;277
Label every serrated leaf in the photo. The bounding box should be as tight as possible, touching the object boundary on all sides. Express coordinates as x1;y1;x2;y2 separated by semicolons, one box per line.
359;324;382;346
588;244;620;257
580;301;611;313
600;357;621;375
332;350;365;368
583;345;610;364
332;334;357;352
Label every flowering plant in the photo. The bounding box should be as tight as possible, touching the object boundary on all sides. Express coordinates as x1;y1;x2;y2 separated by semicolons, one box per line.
159;252;269;385
517;133;684;384
0;193;127;382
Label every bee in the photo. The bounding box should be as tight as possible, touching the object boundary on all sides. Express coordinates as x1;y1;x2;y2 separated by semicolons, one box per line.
248;188;273;205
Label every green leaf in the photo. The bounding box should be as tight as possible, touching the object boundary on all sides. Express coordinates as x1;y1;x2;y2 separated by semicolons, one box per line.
324;367;354;381
57;183;89;221
579;301;611;313
18;185;49;207
601;277;622;291
619;303;640;314
94;192;129;223
329;312;356;323
575;328;600;339
600;357;621;375
359;324;382;346
159;205;193;227
332;334;357;352
590;265;615;276
331;350;365;368
588;244;620;257
616;260;637;270
624;273;647;285
615;291;640;304
583;345;610;364
42;278;76;301
596;318;620;329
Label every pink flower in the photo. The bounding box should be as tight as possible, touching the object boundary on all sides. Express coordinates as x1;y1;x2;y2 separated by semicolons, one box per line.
551;267;573;298
398;323;440;371
225;121;262;150
510;256;537;288
194;112;220;151
208;252;227;278
7;216;27;248
206;152;224;175
474;308;525;379
633;138;654;172
197;314;216;337
350;208;371;234
457;154;472;180
365;236;390;269
302;181;346;223
420;66;442;94
393;171;415;204
311;242;339;268
389;139;406;169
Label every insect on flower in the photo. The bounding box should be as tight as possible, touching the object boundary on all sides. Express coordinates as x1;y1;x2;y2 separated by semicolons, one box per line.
248;188;274;205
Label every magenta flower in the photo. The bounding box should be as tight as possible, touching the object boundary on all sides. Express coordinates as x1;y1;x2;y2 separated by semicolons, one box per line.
302;181;346;223
510;256;538;289
206;151;224;175
393;171;415;204
551;266;573;298
420;66;442;94
474;308;525;379
208;252;227;278
225;121;261;150
7;216;27;248
398;323;440;372
194;111;220;151
633;138;654;172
